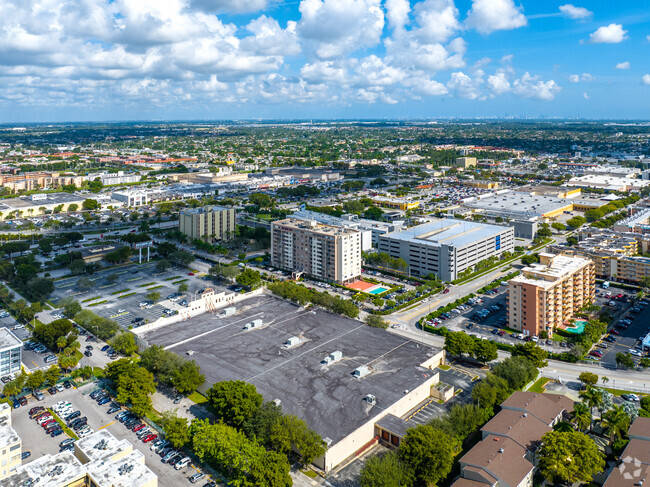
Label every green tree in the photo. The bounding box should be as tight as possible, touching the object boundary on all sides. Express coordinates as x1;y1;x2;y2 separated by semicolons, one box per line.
169;250;194;268
236;268;262;289
26;370;45;391
60;298;82;319
571;403;592;432
105;359;156;417
584;208;604;222
511;341;548;368
269;415;327;465
537;431;605;485
111;332;138;356
82;199;100;211
146;291;161;303
209;264;240;282
471;338;498;363
172;360;205;395
248;192;274;208
492;356;538;390
178;282;189;293
360;451;413;487
161;411;191;448
243;401;284;447
155;259;171;273
579;386;604;432
601;405;631;443
472;373;511;411
566;216;587;228
366;315;388;329
207;380;263;427
551;222;566;233
444;331;474;357
578;372;599;388
616;352;635;369
44;366;60;386
76;276;94;291
364;206;384;221
400;425;454;487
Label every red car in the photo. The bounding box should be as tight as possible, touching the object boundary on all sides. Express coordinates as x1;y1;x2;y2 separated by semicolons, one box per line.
42;419;56;427
142;434;158;443
132;424;146;432
589;350;602;358
443;288;450;294
610;329;620;335
188;272;194;276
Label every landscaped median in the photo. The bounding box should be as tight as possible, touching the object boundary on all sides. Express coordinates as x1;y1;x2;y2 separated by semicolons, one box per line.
47;408;79;440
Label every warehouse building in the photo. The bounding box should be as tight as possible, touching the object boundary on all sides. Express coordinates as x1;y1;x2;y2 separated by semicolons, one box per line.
140;294;446;473
378;219;514;281
271;218;362;284
462;190;574;220
0;328;21;377
178;205;236;242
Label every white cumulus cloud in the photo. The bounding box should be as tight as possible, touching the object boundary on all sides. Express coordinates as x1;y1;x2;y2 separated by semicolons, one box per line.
559;4;592;20
588;24;628;44
643;74;650;86
298;0;385;59
487;71;511;95
616;61;630;70
513;72;561;100
465;0;527;35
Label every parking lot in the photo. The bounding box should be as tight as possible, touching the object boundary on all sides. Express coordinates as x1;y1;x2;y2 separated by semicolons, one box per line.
11;383;206;486
591;291;649;367
423;285;568;354
44;262;227;331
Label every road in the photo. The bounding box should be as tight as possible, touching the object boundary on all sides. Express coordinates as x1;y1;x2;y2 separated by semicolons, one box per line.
387;324;650;393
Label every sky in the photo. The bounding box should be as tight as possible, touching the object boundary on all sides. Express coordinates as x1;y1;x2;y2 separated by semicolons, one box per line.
0;0;649;122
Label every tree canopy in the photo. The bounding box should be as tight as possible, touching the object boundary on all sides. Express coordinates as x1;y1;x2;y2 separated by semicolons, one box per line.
537;431;605;485
207;380;264;427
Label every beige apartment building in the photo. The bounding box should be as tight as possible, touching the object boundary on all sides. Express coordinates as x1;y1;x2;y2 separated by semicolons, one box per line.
507;253;595;337
271;218;362;284
0;403;21;480
178;205;236;242
550;233;650;284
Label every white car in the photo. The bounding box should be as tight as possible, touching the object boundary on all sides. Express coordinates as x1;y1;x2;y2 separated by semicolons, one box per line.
52;313;64;319
117;309;126;314
629;349;643;357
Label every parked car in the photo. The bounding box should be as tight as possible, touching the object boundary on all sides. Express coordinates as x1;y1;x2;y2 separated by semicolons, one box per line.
189;473;205;483
21;451;31;460
142;434;158;443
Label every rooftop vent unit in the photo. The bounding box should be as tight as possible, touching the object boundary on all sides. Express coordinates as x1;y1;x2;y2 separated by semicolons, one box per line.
364;394;377;405
353;365;370;378
323;437;332;447
243;318;263;330
118;464;134;476
322;350;343;365
498;448;504;453
94;439;109;450
284;336;302;348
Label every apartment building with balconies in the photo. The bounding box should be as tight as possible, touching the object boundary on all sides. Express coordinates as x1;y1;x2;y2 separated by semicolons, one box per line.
271;218;362;284
507;253;595;337
178;205;236;243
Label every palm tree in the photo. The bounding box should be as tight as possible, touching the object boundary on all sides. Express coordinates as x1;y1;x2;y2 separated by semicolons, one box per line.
601;405;630;443
572;403;591;432
579;386;603;432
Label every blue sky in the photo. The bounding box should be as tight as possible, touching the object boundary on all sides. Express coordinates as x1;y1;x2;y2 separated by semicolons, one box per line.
0;0;648;122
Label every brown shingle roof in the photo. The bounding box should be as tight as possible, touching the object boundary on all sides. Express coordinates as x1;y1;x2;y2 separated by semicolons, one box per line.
603;462;650;487
480;409;550;451
628;417;650;442
500;392;573;425
460;435;534;487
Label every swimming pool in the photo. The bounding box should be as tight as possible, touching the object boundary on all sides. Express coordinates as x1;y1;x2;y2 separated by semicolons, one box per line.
368;286;389;295
565;320;588;334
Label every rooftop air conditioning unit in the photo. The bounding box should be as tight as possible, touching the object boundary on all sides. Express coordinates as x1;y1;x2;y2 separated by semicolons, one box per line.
364;394;376;405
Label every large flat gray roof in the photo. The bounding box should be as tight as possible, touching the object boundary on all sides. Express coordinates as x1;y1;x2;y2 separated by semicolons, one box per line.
0;327;22;351
381;218;508;248
463;191;571;217
141;295;441;444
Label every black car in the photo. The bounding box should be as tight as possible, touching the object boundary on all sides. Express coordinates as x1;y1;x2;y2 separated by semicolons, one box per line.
131;317;144;324
65;411;81;421
101;345;110;352
84;350;92;357
63;381;73;389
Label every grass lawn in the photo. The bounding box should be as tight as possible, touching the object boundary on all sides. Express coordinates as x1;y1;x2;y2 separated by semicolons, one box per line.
438;364;451;371
47;408;79;440
528;377;551;393
601;387;647;397
188;391;208;404
301;469;318;479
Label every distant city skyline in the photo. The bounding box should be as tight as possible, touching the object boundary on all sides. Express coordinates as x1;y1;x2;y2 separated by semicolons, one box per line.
1;0;649;122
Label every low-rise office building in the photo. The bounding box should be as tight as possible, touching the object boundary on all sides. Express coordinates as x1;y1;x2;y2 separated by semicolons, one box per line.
378;219;514;281
0;327;22;377
111;190;148;207
371;196;420;211
507;253;595;337
179;205;236;243
271;218;362;283
455;157;477;168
